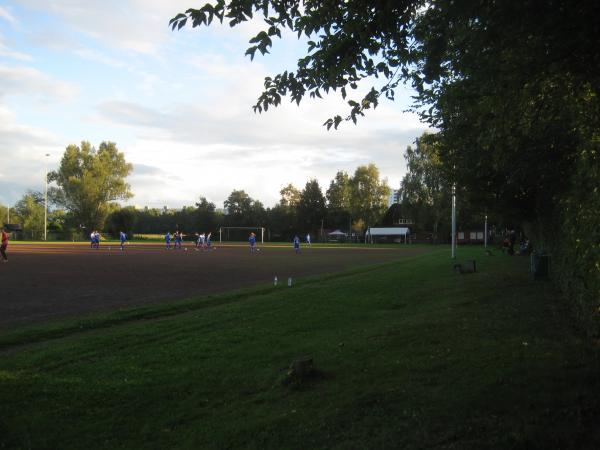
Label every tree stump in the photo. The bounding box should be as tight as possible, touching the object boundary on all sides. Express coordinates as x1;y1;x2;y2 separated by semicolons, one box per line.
463;260;477;273
290;356;313;377
453;260;476;274
282;356;314;386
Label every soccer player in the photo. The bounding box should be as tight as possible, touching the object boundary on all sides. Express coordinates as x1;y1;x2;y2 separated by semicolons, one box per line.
206;232;212;250
249;232;257;252
293;235;301;254
1;226;9;262
92;231;100;249
90;230;96;249
306;233;311;247
119;231;127;250
165;231;171;249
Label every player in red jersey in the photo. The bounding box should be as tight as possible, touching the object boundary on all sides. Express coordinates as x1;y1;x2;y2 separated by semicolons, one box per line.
1;226;9;262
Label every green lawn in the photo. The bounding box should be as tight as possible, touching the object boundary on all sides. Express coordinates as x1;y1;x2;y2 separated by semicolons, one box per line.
1;248;598;449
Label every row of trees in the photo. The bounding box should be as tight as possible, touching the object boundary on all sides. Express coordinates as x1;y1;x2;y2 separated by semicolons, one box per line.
107;164;390;240
5;140;391;241
4;133;497;243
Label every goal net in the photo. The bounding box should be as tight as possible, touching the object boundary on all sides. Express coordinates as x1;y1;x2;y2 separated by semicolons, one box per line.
219;227;265;243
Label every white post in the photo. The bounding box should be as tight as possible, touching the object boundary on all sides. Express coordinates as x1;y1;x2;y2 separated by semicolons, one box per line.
261;227;264;244
219;227;222;243
484;214;488;248
451;184;456;259
320;218;324;242
44;153;50;241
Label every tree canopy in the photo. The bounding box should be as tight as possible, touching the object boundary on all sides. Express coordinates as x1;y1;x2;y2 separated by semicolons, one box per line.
171;0;420;128
13;192;45;239
171;0;598;217
297;179;326;234
224;189;265;226
172;1;599;330
49;141;133;231
349;164;390;230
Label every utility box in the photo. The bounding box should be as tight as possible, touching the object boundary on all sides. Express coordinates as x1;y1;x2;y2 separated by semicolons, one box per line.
530;253;549;279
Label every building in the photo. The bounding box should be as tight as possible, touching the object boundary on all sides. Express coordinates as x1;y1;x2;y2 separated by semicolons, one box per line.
387;189;401;207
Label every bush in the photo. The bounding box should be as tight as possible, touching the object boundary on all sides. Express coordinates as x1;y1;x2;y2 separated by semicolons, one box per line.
547;147;600;336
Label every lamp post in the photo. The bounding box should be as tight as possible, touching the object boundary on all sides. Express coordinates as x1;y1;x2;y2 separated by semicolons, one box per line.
484;214;488;248
451;183;456;259
44;153;50;241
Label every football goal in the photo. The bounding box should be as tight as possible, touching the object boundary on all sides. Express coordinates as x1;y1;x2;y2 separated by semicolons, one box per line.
219;227;265;243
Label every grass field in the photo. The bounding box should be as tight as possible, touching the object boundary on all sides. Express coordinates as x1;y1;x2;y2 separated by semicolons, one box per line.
1;247;599;449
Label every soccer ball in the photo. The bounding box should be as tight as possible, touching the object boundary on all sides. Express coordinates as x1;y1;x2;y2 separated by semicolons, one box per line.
184;248;188;251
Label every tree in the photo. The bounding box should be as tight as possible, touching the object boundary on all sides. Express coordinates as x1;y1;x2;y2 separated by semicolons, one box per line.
349;164;390;231
326;170;352;231
270;183;301;237
49;141;133;232
223;189;252;227
224;190;265;227
400;133;450;242
279;184;301;209
13;192;45;239
171;1;421;129
297;179;326;236
48;209;67;232
173;1;599;329
171;1;598;219
326;171;351;211
195;196;218;231
0;202;8;225
105;206;137;237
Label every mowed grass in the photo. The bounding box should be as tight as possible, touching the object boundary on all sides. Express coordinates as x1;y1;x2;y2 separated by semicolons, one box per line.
1;248;599;449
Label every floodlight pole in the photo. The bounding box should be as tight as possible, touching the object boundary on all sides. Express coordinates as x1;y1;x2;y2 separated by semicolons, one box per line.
44;153;50;241
451;183;456;259
484;214;488;248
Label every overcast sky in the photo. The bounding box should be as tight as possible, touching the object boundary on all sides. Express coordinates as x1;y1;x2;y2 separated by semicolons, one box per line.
0;1;428;209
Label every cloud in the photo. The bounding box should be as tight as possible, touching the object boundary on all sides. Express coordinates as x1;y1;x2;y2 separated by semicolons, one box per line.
0;64;79;101
4;0;429;210
0;6;17;24
106;94;427;208
132;163;166;176
0;106;62;205
17;0;193;55
0;31;32;61
18;0;282;59
97;101;169;129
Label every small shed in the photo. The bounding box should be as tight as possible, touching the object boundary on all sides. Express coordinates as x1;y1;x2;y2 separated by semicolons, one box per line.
365;227;410;244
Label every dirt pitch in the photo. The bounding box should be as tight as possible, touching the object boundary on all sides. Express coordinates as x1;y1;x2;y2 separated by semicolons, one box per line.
0;242;428;329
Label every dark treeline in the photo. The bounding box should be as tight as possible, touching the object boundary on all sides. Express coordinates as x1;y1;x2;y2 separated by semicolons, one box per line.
104;164;391;242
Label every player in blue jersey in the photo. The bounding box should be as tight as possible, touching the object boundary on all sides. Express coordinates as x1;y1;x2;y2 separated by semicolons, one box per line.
293;235;301;254
249;232;257;252
119;231;127;250
165;231;171;249
91;231;100;249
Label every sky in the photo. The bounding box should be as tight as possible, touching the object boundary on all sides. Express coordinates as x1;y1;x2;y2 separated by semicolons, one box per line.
0;1;428;210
